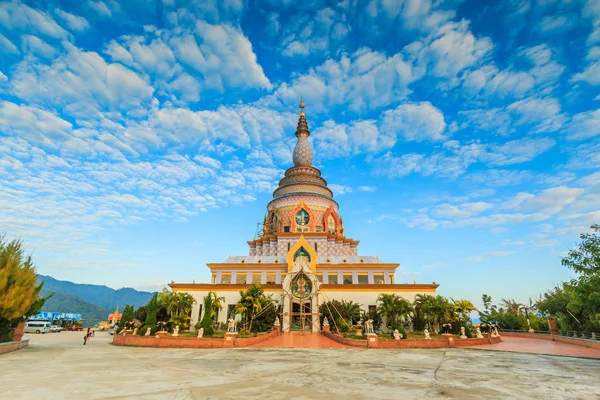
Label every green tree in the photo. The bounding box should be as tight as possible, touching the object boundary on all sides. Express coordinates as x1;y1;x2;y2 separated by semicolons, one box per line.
158;289;196;329
118;305;134;331
377;294;413;330
319;300;352;333
134;305;147;322
140;293;159;335
208;291;225;321
452;298;476;324
198;294;214;336
560;224;600;330
0;238;50;342
234;283;274;333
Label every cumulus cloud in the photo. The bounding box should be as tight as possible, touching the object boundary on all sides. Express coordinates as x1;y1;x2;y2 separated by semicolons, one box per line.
0;1;69;39
10;44;154;119
262;47;416;113
380;102;447;142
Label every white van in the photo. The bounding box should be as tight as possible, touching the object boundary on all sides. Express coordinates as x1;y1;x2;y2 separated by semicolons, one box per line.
25;321;51;334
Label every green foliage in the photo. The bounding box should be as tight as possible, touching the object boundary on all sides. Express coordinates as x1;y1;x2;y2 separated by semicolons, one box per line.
198;294;214;336
118;305;134;331
319;300;353;333
392;326;407;339
538;224;600;331
158;288;196;329
480;295;548;331
234;283;275;332
412;294;455;334
144;294;159;326
134;305;147;322
140;325;155;336
377;294;413;329
0;237;50;342
361;308;383;331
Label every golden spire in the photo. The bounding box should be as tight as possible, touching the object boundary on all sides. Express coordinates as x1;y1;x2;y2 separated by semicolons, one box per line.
299;97;305;116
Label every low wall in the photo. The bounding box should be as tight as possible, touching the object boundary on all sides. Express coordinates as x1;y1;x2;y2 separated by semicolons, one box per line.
322;331;368;347
500;331;600;350
0;339;29;355
112;329;279;349
324;333;501;349
554;336;600;350
500;332;554;340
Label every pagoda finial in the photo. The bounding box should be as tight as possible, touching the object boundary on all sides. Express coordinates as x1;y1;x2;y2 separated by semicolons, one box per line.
293;97;313;166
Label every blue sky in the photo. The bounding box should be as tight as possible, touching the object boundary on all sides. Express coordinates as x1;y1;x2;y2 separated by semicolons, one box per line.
1;0;599;308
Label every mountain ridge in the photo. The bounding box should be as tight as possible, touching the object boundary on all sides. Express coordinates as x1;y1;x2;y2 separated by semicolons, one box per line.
37;274;156;324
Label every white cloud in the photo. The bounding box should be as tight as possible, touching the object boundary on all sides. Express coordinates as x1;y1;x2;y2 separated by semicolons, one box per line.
54;9;90;32
358;186;377;192
563;109;600;140
87;0;113;17
329;184;352;195
0;32;18;54
263;48;415;113
380;102;447;142
0;1;68;38
172;21;272;91
464;250;514;263
21;35;57;59
406;20;493;83
10;44;154;119
430;202;493;219
480;137;556;166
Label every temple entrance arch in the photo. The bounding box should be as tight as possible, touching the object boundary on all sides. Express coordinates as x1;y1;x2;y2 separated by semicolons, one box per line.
281;236;321;333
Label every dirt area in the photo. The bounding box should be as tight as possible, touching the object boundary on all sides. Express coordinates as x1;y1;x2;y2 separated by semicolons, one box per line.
2;331;599;399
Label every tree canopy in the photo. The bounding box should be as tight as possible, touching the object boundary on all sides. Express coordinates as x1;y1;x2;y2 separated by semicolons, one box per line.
0;237;49;342
537;224;600;331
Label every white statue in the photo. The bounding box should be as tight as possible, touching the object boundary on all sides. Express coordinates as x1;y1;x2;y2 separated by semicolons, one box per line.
424;329;431;340
393;329;403;340
121;328;127;336
494;327;500;337
132;327;138;336
491;327;499;337
364;319;374;334
460;327;467;339
476;327;483;338
145;327;151;336
172;325;180;337
274;318;280;327
294;255;310;272
197;328;204;338
323;317;329;326
227;318;238;333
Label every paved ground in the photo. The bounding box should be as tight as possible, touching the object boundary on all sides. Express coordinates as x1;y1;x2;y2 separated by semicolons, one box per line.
2;332;600;400
466;336;600;359
251;331;350;348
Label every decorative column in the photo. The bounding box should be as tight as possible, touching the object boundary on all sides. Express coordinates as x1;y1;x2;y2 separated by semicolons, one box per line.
281;294;291;333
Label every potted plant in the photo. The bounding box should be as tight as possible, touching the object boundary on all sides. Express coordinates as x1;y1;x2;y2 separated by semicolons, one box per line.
441;323;452;335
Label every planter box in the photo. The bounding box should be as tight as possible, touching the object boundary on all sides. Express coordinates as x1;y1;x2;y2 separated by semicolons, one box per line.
12;321;25;342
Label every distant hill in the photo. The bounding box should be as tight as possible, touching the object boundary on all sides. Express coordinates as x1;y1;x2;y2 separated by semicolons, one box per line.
38;275;154;310
41;291;113;325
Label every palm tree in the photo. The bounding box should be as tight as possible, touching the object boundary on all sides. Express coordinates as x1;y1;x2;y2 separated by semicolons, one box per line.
501;298;522;314
339;300;361;325
234;283;273;332
452;298;476;324
377;294;413;329
208;291;225;321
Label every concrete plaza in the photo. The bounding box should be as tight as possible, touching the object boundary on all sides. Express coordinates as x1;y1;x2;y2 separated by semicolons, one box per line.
2;332;600;399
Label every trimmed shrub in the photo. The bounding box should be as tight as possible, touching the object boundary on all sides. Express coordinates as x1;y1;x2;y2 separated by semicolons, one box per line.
140;325;155;336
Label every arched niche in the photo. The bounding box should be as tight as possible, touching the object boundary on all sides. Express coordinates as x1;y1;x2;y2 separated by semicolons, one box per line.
286;235;317;273
290;201;316;232
323;206;341;235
